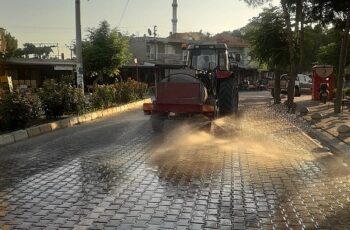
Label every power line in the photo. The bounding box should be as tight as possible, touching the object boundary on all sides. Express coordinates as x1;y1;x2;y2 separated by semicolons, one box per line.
118;0;130;27
4;25;73;31
7;25;152;31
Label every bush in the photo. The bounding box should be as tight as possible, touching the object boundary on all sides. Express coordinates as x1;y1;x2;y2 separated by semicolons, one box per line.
134;81;148;99
0;92;32;131
38;77;87;118
91;85;116;109
61;85;87;115
118;79;148;103
119;80;138;103
344;87;350;97
91;80;148;110
72;89;89;115
38;79;64;118
26;94;44;119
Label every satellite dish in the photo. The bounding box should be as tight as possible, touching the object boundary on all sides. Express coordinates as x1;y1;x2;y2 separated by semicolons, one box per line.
148;29;152;36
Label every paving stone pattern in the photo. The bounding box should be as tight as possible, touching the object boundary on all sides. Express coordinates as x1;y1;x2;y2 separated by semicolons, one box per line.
1;105;350;229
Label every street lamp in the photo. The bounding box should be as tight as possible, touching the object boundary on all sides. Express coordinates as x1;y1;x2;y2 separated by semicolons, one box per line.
134;57;139;81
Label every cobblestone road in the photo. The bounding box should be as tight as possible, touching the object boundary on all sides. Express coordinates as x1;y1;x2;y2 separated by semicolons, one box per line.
1;92;350;229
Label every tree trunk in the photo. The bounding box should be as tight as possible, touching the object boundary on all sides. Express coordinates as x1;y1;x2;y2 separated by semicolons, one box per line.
298;0;305;73
295;0;301;33
274;68;281;104
281;0;297;108
334;2;350;114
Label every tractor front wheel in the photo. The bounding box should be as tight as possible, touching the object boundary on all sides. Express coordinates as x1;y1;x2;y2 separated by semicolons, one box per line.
218;77;238;116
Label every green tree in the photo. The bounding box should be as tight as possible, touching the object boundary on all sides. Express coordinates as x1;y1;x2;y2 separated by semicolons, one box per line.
316;28;344;67
312;0;350;114
4;32;18;58
243;7;289;104
232;29;242;37
242;0;303;108
17;43;53;59
22;43;36;58
0;32;18;59
317;43;338;66
302;25;328;68
82;20;131;83
35;46;53;59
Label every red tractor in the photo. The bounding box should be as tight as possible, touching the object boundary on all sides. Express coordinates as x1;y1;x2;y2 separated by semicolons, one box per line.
143;43;239;132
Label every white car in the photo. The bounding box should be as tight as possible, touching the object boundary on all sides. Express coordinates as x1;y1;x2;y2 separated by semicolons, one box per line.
269;74;312;97
296;74;312;95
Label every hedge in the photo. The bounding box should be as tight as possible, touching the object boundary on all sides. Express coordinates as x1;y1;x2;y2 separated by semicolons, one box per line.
0;78;148;132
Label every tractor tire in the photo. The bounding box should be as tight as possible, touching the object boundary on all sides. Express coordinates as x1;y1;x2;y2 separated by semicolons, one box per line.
151;114;164;132
233;90;239;114
218;77;238;116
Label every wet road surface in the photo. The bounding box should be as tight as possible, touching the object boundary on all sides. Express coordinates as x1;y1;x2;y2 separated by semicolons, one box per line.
1;91;350;229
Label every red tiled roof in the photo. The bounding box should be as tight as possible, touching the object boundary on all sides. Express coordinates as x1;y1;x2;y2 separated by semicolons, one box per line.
168;32;209;41
210;32;249;48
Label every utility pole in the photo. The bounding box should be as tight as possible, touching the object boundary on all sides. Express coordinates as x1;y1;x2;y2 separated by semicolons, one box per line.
134;57;139;81
153;25;158;62
65;44;74;59
75;0;84;93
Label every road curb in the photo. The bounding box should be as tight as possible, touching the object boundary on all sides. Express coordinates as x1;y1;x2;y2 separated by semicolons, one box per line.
298;116;350;156
0;98;151;147
268;100;349;155
307;126;350;156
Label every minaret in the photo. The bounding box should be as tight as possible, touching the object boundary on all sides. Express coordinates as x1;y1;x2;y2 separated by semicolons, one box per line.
172;0;178;34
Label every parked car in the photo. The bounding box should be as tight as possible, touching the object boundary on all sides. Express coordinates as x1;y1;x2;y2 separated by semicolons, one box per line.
268;74;312;97
297;74;313;94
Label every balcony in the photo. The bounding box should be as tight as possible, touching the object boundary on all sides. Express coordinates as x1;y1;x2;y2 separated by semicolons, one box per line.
148;53;184;64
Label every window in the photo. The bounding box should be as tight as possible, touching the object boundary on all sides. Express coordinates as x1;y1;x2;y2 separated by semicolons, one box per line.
165;44;176;54
189;49;217;70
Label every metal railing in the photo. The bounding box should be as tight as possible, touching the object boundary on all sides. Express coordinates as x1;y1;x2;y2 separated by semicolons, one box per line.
148;53;184;64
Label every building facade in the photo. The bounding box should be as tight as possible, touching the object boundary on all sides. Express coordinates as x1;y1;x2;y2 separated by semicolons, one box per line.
2;58;76;90
129;36;187;65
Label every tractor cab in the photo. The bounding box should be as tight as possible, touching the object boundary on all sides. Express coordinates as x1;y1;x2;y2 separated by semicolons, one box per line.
187;44;229;72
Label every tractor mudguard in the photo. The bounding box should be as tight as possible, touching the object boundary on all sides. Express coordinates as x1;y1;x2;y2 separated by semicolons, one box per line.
215;70;232;79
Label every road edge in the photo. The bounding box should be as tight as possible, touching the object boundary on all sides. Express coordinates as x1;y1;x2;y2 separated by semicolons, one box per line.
305;125;350;156
0;98;151;147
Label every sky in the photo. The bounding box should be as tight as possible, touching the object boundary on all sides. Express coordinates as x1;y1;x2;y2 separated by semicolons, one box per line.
0;0;278;56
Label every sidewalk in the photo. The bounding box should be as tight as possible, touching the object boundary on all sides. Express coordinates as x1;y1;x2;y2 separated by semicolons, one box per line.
0;98;151;146
291;95;350;156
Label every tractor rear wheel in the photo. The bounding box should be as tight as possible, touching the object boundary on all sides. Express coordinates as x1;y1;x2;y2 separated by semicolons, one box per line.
218;77;238;116
151;114;164;132
233;90;239;113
